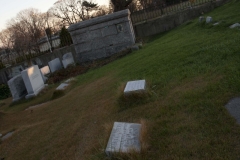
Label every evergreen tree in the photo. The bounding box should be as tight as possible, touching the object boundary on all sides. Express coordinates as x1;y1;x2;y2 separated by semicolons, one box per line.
59;26;73;47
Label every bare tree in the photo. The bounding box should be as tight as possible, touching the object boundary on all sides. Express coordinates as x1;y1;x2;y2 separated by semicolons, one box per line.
7;8;47;55
49;0;99;26
93;5;110;17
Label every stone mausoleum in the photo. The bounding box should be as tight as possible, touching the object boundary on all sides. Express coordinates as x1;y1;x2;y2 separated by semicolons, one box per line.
68;9;135;63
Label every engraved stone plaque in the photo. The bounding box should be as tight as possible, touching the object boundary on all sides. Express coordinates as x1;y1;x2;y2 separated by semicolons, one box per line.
124;80;146;94
56;83;69;90
105;122;141;156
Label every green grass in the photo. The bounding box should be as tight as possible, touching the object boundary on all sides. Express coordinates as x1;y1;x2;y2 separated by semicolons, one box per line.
1;0;240;159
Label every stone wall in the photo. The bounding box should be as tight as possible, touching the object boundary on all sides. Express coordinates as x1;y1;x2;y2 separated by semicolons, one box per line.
0;45;76;84
68;9;135;63
134;0;228;37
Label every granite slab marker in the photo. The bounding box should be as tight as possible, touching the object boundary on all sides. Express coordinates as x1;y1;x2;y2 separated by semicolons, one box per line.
105;122;141;156
56;83;69;90
62;52;75;68
225;97;240;124
124;80;146;94
21;65;45;99
48;58;63;73
229;23;240;29
7;75;27;102
206;16;212;23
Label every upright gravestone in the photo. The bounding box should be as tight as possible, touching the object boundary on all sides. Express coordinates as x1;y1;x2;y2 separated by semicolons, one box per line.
40;66;50;75
48;58;63;73
124;80;146;95
21;65;45;99
7;75;27;102
68;9;135;63
105;122;141;156
40;66;51;83
62;52;75;68
206;16;213;23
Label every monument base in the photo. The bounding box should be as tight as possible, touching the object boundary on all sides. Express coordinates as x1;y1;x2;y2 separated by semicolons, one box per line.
25;85;46;99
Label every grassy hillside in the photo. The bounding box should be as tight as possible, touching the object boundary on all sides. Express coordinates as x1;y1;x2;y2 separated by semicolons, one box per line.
1;0;240;159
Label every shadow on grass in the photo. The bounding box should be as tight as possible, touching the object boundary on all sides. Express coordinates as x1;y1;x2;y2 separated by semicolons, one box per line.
51;90;65;100
117;92;153;111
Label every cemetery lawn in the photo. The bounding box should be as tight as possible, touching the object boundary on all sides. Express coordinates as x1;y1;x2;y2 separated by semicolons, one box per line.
1;0;240;159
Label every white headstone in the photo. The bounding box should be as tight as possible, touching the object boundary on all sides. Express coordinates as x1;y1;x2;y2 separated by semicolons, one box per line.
7;75;27;102
48;58;63;73
62;52;75;68
206;16;212;23
124;80;146;94
40;66;50;83
229;23;240;29
105;122;141;156
21;65;45;99
56;83;69;90
40;66;50;75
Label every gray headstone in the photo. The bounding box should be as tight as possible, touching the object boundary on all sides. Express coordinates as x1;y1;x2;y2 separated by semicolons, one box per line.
40;66;50;83
124;80;146;94
206;16;212;23
11;65;24;77
48;58;63;73
7;75;27;102
21;65;45;99
229;23;240;29
105;122;141;156
35;58;43;67
199;16;205;23
62;52;75;68
213;22;220;26
56;83;69;90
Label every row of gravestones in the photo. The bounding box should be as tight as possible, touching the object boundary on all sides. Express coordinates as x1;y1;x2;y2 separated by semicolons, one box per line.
199;16;240;28
7;52;75;102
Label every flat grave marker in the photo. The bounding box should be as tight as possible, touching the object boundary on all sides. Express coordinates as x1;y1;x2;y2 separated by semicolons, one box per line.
56;83;69;90
230;23;240;29
124;80;146;94
105;122;141;156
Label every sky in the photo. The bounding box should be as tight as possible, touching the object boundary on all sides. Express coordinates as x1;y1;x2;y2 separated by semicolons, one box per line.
0;0;109;31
